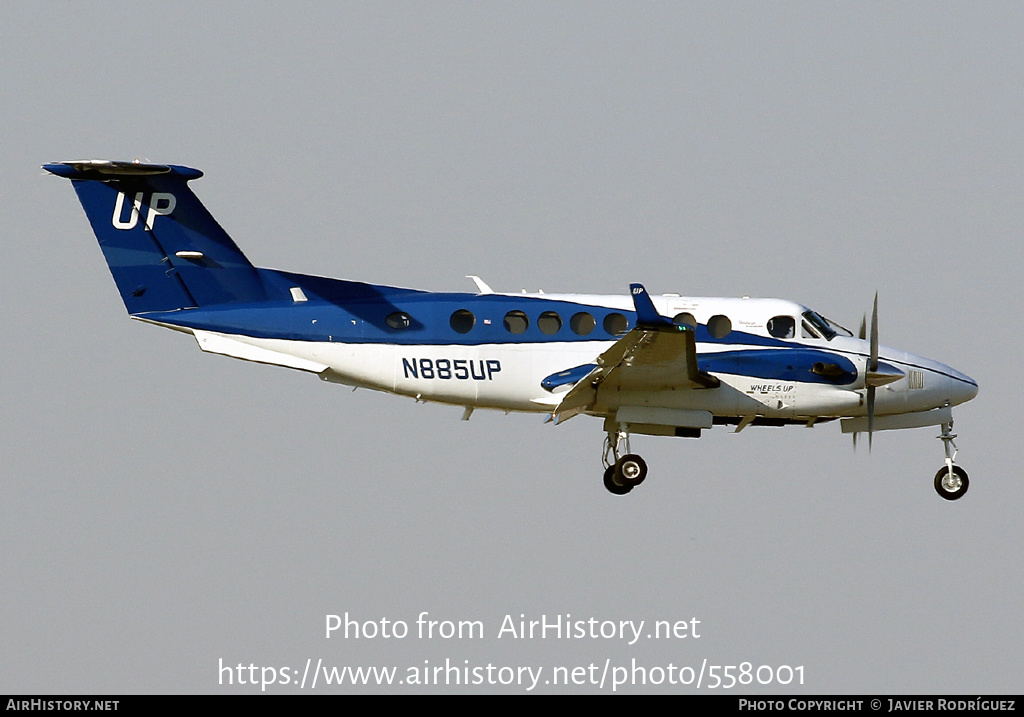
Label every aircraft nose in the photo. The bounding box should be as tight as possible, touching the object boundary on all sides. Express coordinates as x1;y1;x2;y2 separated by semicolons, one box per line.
954;374;979;405
943;366;978;406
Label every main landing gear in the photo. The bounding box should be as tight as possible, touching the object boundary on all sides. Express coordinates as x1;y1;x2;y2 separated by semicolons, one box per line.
934;421;969;501
602;426;648;495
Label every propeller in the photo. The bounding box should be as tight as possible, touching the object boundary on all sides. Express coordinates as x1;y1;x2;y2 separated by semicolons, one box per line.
867;292;878;450
856;293;879;450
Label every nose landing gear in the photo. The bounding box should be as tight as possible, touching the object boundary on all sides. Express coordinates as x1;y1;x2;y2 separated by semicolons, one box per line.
934;421;969;500
602;425;648;495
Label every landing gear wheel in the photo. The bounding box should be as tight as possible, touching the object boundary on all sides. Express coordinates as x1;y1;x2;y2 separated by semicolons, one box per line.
934;465;969;501
603;465;632;495
616;454;648;488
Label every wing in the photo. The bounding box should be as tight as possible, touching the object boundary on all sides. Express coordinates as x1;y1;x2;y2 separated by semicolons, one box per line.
552;286;719;423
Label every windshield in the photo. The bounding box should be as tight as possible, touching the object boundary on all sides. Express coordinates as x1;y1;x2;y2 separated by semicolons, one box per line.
802;310;853;341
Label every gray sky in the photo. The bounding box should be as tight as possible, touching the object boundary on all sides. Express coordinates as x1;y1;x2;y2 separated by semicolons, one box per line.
2;2;1021;694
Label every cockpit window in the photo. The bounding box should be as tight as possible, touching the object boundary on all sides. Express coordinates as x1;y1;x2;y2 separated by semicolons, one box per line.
767;316;795;338
801;310;853;341
824;315;853;337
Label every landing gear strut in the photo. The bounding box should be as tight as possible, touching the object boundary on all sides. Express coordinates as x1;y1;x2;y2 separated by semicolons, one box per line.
934;421;969;500
602;425;648;495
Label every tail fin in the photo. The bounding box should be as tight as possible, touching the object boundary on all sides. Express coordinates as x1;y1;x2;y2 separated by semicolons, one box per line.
44;159;266;314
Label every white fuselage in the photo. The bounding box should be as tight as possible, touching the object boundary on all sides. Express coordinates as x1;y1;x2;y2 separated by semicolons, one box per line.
178;292;978;423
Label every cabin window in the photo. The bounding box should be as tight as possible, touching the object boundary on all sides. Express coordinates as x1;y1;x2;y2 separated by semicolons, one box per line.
673;312;696;329
801;320;821;339
538;311;562;335
604;312;629;336
570;312;596;336
385;311;412;330
503;310;529;334
708;314;732;339
450;309;475;334
767;315;795;338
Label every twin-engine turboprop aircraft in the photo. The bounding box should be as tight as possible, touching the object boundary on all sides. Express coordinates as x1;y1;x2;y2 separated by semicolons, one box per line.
45;159;979;500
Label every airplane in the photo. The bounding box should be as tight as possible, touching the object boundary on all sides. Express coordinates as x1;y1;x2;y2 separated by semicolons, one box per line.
44;159;979;500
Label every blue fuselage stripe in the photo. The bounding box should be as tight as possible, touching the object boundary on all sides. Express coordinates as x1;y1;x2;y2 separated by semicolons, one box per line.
139;272;797;349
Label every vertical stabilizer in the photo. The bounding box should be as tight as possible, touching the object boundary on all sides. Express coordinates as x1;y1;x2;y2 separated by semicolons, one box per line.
44;160;266;314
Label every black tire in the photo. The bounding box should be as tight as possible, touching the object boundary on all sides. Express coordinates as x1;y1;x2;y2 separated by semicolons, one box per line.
603;465;632;495
616;454;648;487
934;465;969;501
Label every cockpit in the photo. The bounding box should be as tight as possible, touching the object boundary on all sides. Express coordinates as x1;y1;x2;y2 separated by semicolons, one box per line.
801;310;853;340
767;310;854;340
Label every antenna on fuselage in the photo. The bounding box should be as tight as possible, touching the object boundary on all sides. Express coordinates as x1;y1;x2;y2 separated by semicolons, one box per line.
466;276;493;294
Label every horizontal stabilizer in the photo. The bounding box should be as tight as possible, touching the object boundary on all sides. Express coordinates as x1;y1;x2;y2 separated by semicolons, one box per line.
43;159;202;180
